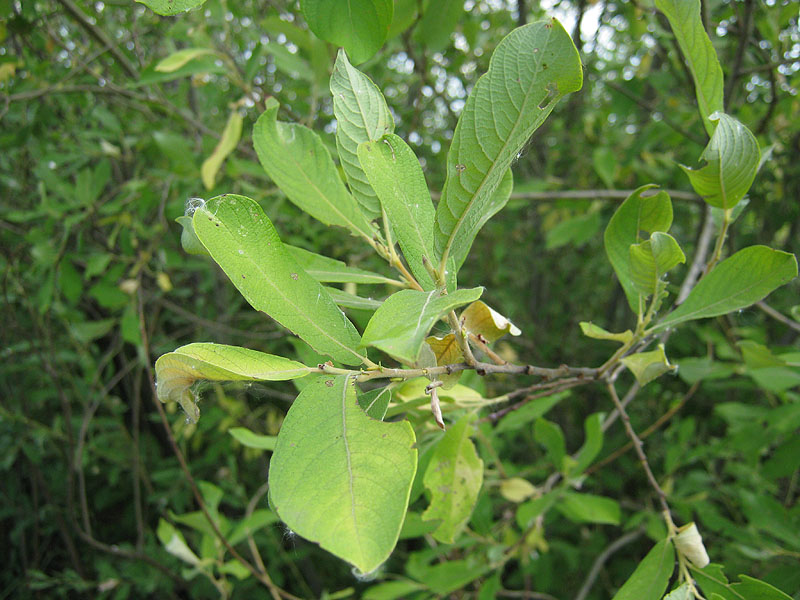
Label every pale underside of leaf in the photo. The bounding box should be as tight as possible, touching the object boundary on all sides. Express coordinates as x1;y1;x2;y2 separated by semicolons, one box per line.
434;18;582;271
331;49;395;220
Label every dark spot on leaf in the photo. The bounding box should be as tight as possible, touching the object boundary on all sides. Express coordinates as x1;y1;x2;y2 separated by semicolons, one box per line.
455;163;466;173
325;379;334;387
241;275;246;279
381;433;387;438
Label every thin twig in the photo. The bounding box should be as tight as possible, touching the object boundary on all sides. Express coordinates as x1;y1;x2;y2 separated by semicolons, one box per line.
606;381;671;515
574;529;645;600
757;301;800;334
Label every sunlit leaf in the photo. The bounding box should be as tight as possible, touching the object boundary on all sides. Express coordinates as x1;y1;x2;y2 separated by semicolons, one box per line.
193;195;366;365
155;342;312;423
579;322;633;345
228;427;277;450
268;376;416;574
155;48;216;72
136;0;207;16
611;539;674;600
621;344;676;386
201;109;243;190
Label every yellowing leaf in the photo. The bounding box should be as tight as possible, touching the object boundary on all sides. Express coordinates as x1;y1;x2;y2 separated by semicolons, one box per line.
621;344;676;386
201;110;243;190
461;300;521;342
500;478;537;503
425;334;463;389
155;48;217;73
579;322;633;345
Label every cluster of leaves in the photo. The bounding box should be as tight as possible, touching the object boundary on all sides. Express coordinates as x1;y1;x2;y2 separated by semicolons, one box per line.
2;0;799;599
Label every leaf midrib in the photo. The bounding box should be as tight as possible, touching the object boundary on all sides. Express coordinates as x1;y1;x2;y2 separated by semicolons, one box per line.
440;27;554;267
197;207;366;364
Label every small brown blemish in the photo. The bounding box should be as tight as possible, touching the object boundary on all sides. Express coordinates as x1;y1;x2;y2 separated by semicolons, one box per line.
291;273;298;281
455;163;466;173
381;433;387;438
325;379;334;387
242;275;246;279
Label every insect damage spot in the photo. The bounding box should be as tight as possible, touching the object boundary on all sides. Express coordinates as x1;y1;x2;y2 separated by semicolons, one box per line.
324;379;334;387
538;82;558;110
290;273;298;281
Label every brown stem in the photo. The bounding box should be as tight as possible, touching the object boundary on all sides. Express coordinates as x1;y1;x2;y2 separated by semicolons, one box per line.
606;382;671;515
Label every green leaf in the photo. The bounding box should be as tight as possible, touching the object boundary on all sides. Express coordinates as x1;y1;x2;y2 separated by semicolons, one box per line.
557;492;621;525
579;322;633;345
604;186;674;311
361;287;483;364
652;246;798;332
268;376;417;574
534;418;566;469
286;244;398;285
359;134;436;289
253;99;374;240
227;510;279;546
192;195;366;366
358;386;392;420
621;344;676;386
201;109;243;190
495;391;568;433
228;427;277;450
155;342;312;423
155;48;217;73
628;232;686;297
593;147;617;188
738;340;786;369
301;0;393;64
331;50;395;220
433;18;582;271
570;412;605;476
176;215;209;256
421;414;484;543
611;539;675;600
156;519;201;566
663;583;692;600
325;287;383;311
681;113;760;210
136;0;207;16
691;565;793;600
655;0;723;136
417;0;463;52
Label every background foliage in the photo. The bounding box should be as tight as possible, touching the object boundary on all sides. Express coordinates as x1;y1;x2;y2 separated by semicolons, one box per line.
1;0;799;598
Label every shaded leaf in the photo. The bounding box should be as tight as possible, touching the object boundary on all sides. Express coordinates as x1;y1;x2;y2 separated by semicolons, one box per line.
653;246;798;331
611;539;674;600
155;48;216;72
268;376;417;573
425;334;463;389
534;418;566;469
580;322;633;345
324;287;383;311
461;300;521;342
228;427;277;450
361;287;483;364
604;186;674;311
628;232;686;296
655;0;723;136
422;414;484;543
357;386;392;420
417;0;463;52
286;244;398;285
193;195;366;365
621;344;676;386
301;0;393;64
681;113;760;210
558;492;621;525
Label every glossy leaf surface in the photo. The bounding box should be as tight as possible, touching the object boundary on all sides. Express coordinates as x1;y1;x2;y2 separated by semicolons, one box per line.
434;19;582;271
268;376;417;574
653;246;797;331
681;113;760;210
604;186;673;311
193;195;365;365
